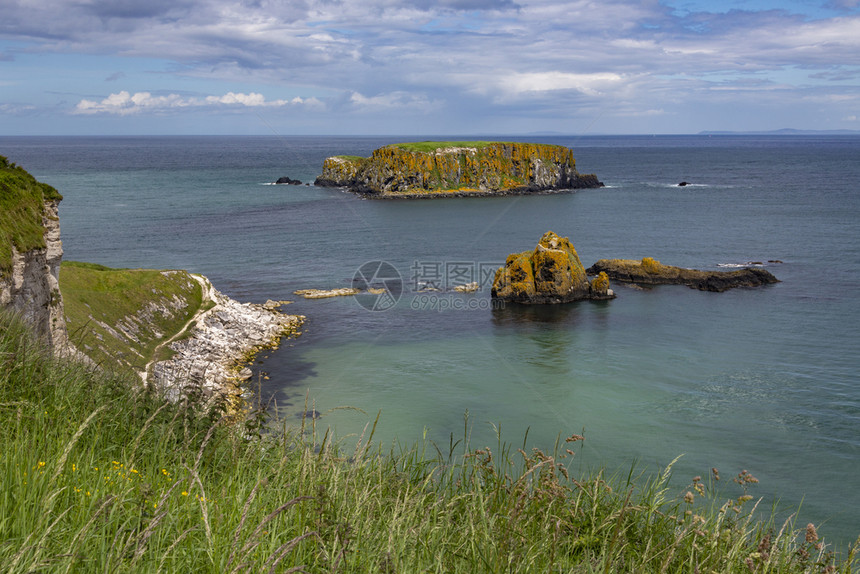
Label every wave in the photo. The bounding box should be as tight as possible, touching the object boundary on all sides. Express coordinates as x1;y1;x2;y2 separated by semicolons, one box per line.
717;260;783;268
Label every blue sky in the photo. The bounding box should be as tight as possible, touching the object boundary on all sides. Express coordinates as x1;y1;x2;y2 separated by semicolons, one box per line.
1;0;858;135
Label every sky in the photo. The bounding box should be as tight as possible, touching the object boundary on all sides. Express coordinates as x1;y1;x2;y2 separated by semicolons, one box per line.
1;0;859;135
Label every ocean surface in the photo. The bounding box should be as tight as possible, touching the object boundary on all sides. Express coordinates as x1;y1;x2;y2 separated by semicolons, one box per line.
3;134;859;547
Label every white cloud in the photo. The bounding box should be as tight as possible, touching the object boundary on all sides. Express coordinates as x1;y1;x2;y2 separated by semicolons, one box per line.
74;90;323;115
205;92;268;106
349;91;439;111
498;72;626;97
0;103;38;115
4;0;860;132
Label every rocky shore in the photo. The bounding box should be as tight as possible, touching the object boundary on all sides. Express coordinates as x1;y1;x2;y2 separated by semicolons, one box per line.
150;275;303;404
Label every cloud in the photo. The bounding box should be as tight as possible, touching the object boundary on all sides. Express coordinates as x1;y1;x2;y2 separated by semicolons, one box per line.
826;0;860;12
3;0;860;132
497;72;626;98
81;0;195;19
74;90;323;115
0;103;38;115
348;90;439;111
409;0;520;10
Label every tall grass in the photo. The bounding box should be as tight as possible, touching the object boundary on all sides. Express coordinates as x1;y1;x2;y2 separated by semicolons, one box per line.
1;309;857;573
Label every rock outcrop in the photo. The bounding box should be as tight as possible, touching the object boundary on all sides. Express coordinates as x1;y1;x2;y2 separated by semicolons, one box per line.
0;156;69;350
586;258;780;292
314;142;603;197
151;275;303;404
492;231;615;304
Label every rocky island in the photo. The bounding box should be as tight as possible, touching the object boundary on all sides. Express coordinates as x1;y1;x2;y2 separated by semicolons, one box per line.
492;231;615;304
586;258;780;292
314;141;603;197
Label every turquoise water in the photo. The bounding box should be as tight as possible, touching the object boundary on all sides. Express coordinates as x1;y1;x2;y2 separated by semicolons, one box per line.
4;134;859;546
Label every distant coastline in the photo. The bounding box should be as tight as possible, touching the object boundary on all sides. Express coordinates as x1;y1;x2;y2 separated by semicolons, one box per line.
697;128;860;135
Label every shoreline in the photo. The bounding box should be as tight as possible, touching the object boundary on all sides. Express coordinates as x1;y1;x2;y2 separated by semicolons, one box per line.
149;273;303;405
321;184;600;199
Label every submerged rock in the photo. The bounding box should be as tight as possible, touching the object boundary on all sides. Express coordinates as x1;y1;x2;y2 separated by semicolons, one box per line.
453;282;479;292
294;287;360;299
492;231;615;304
314;142;603;197
586;258;779;292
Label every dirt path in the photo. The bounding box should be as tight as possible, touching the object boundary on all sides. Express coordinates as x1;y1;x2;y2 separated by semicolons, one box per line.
139;273;214;385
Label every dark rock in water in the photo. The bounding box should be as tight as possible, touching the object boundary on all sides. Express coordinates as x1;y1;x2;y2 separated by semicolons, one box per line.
297;409;322;420
491;231;616;304
276;176;302;185
678;181;689;186
586;258;779;292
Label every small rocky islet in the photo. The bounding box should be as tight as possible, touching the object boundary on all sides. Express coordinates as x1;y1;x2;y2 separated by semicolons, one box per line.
586;258;780;292
313;141;604;197
491;231;615;304
490;232;780;305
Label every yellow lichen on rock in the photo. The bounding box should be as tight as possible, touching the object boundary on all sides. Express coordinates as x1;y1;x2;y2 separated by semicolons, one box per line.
314;142;603;195
492;231;615;304
585;258;780;292
493;252;536;300
590;271;611;296
640;257;664;274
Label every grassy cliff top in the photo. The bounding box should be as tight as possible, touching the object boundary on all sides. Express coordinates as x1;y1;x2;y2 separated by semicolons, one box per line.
0;156;63;274
389;141;503;153
60;261;204;377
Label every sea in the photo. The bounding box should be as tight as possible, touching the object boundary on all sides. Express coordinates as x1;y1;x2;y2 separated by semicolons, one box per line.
3;134;859;548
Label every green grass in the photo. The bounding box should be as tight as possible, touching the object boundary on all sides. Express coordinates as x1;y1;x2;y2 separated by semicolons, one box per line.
0;156;62;275
390;141;501;153
1;310;857;573
60;261;203;377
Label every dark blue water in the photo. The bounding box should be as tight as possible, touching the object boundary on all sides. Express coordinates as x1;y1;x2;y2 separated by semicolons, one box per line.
3;134;859;547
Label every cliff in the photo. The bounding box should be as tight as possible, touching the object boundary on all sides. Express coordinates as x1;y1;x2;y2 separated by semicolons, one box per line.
314;142;603;197
586;258;780;292
492;231;615;304
60;261;303;403
0;156;68;349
